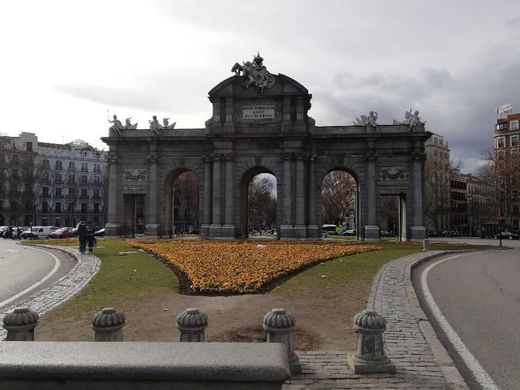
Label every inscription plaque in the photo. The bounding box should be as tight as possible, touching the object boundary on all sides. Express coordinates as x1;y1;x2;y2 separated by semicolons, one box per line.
242;105;275;120
124;169;147;181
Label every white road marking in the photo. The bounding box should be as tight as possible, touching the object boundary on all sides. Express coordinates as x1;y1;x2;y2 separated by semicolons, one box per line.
421;252;499;390
6;249;19;253
0;247;61;309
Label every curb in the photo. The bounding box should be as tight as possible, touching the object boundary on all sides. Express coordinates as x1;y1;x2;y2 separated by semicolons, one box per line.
0;244;100;340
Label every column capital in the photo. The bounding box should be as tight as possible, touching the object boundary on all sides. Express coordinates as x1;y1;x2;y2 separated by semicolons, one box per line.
223;154;234;162
282;153;293;161
147;154;158;164
107;154;119;165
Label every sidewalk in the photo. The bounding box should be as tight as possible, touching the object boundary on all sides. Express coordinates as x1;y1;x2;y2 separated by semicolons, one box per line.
284;251;465;389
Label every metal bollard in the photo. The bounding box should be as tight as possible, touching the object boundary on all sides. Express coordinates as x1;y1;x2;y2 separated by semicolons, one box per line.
176;308;208;342
350;309;395;374
91;307;126;341
423;239;430;252
3;307;39;341
263;308;301;375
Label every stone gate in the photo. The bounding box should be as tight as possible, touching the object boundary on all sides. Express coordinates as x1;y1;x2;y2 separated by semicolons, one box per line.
102;55;431;240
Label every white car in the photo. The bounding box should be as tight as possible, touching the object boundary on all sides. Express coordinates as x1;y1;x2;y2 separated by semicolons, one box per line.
21;226;58;239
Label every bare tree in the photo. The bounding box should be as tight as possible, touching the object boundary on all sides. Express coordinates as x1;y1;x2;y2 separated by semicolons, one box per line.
248;175;276;231
321;171;356;226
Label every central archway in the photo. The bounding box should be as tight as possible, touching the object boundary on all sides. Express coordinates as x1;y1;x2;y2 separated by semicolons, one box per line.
239;168;279;239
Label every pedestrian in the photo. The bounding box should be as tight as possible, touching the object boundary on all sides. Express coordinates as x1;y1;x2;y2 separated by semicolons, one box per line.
77;221;88;254
87;228;96;253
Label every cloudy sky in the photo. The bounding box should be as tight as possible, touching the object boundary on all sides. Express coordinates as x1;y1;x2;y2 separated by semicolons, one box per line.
1;0;520;173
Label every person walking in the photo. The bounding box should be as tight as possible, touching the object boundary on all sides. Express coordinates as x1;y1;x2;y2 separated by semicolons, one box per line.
87;227;96;253
77;221;88;254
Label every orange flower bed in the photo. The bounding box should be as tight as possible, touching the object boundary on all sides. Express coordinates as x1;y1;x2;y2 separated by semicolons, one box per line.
129;240;380;294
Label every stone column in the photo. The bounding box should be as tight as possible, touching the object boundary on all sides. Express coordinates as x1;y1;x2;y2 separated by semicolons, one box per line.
176;308;208;342
200;156;212;238
212;99;221;123
307;155;319;238
364;152;379;240
222;155;235;238
105;154;120;236
280;154;293;239
294;155;306;239
91;308;126;342
410;152;426;240
145;153;160;237
209;155;222;237
3;308;39;341
223;97;234;133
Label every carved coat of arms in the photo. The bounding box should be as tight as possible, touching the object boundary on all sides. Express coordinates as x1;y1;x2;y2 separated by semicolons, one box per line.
231;53;275;92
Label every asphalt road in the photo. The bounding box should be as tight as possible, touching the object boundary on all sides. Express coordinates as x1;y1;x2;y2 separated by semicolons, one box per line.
414;247;520;390
0;239;75;310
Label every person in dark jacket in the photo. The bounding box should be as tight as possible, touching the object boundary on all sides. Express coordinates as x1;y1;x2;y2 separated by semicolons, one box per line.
77;221;88;254
87;228;96;253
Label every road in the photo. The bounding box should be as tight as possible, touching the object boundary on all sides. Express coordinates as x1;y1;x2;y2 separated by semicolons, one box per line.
0;239;75;310
414;245;520;390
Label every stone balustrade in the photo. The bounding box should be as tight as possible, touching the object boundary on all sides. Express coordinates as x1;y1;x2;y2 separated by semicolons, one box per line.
1;306;394;388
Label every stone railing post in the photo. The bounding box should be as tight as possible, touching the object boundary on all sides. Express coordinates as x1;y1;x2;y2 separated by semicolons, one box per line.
3;307;39;341
91;307;126;341
263;308;301;375
176;308;208;342
423;238;430;252
350;309;395;374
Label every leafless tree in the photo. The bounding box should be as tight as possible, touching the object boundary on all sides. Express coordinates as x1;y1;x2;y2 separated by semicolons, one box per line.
321;171;356;226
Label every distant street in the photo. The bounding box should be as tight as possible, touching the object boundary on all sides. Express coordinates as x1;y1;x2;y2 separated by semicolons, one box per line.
414;244;520;390
0;239;75;310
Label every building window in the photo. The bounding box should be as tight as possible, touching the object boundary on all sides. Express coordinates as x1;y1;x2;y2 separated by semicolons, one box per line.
93;189;100;199
55;202;61;213
42;202;48;213
93;163;100;173
81;176;87;185
81;188;88;198
93;203;99;213
55;173;62;184
26;142;33;152
68;174;75;184
69;161;75;170
42;172;49;183
93;176;100;185
81;203;87;213
81;162;88;172
55;187;62;197
510;120;519;130
42;218;48;226
55;160;63;170
496;137;505;148
10;154;19;164
43;159;50;168
42;187;49;197
511;135;519;147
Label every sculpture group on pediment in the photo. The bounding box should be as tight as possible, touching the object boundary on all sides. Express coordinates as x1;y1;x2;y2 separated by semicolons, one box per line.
108;114;138;134
393;109;424;130
353;111;378;127
124;118;138;129
149;115;176;134
231;52;275;92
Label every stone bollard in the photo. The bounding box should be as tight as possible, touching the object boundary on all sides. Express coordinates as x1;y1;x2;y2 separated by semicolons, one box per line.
176;308;208;342
263;308;301;375
3;307;39;341
349;309;395;374
91;307;126;341
423;238;430;252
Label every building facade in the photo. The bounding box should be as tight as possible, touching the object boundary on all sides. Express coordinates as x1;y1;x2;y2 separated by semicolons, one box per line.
0;132;107;228
494;112;520;231
424;133;450;235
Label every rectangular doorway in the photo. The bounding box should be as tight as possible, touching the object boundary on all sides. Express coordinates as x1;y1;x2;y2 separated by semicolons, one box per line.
123;194;146;237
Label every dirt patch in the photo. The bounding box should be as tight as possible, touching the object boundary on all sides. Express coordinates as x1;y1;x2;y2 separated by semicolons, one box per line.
36;280;368;351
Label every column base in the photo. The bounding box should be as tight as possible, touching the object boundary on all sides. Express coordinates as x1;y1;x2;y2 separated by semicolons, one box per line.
221;224;236;239
105;223;120;237
364;225;380;241
293;225;307;240
145;224;160;238
209;224;222;238
200;224;210;238
408;226;426;241
306;225;320;239
279;225;294;240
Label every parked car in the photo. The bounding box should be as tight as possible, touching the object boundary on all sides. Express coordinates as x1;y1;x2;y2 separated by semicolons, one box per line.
322;224;338;235
94;228;105;237
21;226;58;239
339;229;356;236
0;226;9;238
48;227;75;239
493;231;519;240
